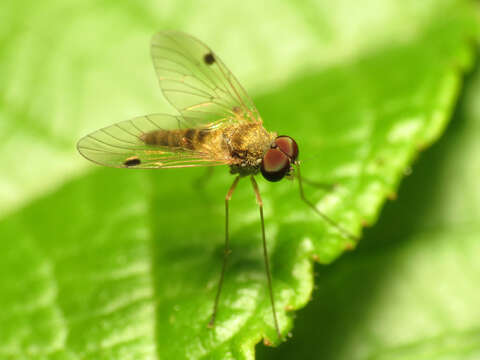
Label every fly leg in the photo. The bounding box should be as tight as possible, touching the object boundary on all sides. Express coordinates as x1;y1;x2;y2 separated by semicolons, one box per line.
195;166;215;190
299;176;337;192
250;176;282;340
209;175;240;328
296;163;358;242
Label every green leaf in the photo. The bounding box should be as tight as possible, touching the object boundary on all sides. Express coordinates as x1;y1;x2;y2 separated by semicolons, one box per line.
258;49;480;360
0;0;478;359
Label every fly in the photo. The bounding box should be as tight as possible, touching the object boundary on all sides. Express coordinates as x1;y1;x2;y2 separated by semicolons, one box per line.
77;31;357;341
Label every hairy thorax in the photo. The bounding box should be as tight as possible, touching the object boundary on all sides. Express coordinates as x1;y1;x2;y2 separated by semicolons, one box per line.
224;122;276;176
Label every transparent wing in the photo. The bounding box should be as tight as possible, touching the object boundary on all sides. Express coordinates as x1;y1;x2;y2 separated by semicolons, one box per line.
77;113;230;169
151;31;261;127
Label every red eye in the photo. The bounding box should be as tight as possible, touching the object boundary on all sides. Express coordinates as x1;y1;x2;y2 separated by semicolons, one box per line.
274;136;298;161
261;149;290;182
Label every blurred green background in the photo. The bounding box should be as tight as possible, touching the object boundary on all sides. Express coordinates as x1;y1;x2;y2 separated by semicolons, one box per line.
0;1;479;359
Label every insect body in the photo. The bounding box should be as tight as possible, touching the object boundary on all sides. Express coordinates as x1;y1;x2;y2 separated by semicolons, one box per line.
140;121;277;177
77;31;355;342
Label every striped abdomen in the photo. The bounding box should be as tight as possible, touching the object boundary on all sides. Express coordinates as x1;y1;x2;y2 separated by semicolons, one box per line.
141;128;214;151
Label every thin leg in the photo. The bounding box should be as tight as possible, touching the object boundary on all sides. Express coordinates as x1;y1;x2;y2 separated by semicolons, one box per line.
195;166;215;190
250;176;282;340
209;175;241;328
297;176;336;192
296;163;358;242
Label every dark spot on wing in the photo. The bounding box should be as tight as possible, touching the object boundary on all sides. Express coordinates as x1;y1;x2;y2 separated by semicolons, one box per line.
124;156;141;167
204;52;215;65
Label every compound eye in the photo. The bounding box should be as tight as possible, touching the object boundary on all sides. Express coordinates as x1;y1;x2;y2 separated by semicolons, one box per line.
275;136;299;161
261;148;290;182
